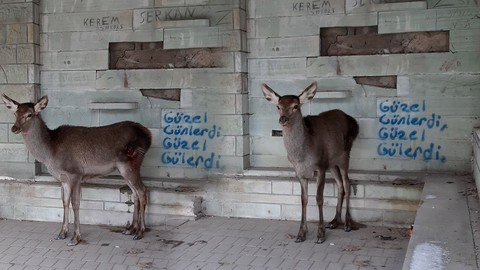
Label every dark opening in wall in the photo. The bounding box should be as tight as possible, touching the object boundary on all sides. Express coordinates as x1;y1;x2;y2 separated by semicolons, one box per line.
140;89;181;101
320;26;449;88
320;26;449;56
353;76;397;89
109;42;224;69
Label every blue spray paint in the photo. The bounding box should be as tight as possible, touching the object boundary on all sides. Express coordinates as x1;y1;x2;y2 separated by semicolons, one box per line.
377;100;447;163
161;111;222;169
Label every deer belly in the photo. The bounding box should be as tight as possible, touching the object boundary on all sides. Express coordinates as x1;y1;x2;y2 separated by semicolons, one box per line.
83;163;117;176
293;162;319;179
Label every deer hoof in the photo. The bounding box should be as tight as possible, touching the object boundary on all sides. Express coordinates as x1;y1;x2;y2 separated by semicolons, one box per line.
327;222;337;229
294;236;305;243
345;224;352;232
315;237;325;244
67;239;79;246
55;233;67;240
133;235;143;240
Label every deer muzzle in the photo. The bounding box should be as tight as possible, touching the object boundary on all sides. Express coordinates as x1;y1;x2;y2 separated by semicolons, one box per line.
11;125;21;134
279;116;288;126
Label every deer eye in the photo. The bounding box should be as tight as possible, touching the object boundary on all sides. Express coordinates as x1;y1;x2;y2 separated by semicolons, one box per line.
276;106;280;110
293;105;299;110
26;113;32;118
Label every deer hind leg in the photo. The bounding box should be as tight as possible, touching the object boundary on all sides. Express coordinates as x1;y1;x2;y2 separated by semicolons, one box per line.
328;166;345;229
118;163;147;240
339;165;353;232
55;181;71;240
123;184;139;236
68;178;82;246
295;177;308;243
315;169;326;244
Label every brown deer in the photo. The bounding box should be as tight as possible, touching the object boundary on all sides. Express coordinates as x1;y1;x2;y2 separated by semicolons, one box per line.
2;94;152;246
261;82;359;243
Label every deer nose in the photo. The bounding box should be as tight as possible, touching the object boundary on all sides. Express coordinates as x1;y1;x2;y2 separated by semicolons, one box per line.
279;116;288;125
11;125;20;134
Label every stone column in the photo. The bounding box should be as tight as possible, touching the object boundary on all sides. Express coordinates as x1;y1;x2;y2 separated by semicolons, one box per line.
0;0;40;178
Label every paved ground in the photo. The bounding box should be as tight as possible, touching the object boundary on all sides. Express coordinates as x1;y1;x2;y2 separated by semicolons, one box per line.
0;217;409;270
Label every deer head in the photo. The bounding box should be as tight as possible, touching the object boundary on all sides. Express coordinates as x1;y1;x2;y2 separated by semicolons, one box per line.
2;94;48;134
261;82;317;126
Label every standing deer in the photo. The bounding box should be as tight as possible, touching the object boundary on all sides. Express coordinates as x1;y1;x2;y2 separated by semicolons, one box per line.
2;94;151;246
262;82;359;243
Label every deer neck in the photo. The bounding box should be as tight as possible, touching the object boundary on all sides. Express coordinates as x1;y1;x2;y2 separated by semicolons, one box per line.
21;116;53;164
281;114;310;162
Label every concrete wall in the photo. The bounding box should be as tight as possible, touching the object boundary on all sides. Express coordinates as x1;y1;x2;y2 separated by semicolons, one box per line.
248;0;480;173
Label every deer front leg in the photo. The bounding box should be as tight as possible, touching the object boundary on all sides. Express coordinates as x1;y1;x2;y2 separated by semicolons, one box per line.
55;182;71;240
328;166;344;229
68;179;82;246
315;169;326;244
295;178;308;243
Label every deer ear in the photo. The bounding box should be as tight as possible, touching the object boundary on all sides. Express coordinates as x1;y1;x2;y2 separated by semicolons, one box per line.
2;94;19;112
34;96;48;113
261;84;280;105
299;82;317;104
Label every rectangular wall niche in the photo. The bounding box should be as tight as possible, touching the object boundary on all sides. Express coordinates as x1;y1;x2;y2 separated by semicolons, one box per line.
320;26;449;88
109;42;224;69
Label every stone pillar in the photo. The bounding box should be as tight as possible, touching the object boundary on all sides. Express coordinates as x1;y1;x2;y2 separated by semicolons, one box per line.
0;0;40;178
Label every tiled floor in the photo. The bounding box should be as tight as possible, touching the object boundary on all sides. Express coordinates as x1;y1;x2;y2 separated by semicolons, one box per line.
0;217;409;269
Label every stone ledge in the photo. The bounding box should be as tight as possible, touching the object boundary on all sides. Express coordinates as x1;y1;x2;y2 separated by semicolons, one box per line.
402;174;476;270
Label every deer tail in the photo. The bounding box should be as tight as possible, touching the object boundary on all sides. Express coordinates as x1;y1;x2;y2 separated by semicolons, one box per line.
345;114;359;151
123;123;152;171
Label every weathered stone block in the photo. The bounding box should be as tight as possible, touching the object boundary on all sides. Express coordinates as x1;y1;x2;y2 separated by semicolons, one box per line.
17;44;35;63
450;29;480;52
272;181;292;195
135;17;209;30
223;202;281;219
0;143;28;162
82;187;120;202
252;0;345;18
378;7;480;34
236;135;249;156
255;13;377;38
346;0;427;14
163;26;230;49
0;124;8;142
248;36;319;58
134;6;233;30
6;23;28;44
41;51;108;71
27;23;38;44
27;64;39;84
42;0;152;13
43;11;133;32
248;58;307;78
0;64;28;83
0;3;34;24
0;45;16;64
41;71;96;91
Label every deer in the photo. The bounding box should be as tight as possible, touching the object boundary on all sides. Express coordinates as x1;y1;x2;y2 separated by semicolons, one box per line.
2;94;152;246
261;82;359;243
